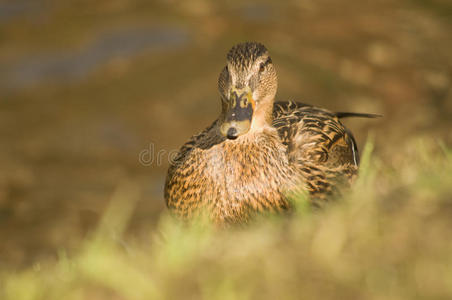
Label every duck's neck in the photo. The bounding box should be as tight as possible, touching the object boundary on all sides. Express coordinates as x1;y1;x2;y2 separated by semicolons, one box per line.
249;100;274;133
218;127;293;193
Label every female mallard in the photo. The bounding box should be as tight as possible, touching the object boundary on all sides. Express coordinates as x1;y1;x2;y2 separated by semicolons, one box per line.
165;42;378;224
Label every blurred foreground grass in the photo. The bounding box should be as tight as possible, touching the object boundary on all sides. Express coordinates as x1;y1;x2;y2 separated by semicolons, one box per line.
2;139;452;300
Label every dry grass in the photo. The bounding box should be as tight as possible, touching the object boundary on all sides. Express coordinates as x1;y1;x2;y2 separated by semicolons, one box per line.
1;138;452;300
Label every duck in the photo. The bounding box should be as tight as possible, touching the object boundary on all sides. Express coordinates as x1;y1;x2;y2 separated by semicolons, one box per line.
164;42;378;224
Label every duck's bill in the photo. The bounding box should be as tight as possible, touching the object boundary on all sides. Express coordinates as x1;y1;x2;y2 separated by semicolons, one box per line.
220;88;255;140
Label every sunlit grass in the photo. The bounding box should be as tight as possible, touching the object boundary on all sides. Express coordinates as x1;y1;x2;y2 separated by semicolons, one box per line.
2;139;452;300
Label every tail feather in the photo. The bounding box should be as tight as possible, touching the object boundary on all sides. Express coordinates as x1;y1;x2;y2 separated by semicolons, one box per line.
335;112;382;119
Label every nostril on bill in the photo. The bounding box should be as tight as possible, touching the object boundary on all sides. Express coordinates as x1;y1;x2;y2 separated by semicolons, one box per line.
226;127;238;139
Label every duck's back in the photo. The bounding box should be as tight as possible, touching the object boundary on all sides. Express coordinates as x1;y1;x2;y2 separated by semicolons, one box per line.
272;101;359;169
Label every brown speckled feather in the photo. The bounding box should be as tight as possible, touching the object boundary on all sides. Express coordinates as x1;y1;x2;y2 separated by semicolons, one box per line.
165;124;295;223
165;101;362;223
273;101;359;168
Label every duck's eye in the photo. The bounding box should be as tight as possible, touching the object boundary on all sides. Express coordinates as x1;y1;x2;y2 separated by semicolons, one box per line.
259;57;272;73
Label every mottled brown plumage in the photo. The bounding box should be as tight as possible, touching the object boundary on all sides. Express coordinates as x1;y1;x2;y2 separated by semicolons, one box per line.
164;42;378;224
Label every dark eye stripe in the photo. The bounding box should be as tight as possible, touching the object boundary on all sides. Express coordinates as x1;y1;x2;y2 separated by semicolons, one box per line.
260;57;272;71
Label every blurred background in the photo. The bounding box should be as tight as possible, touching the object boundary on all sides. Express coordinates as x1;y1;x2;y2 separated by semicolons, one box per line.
0;0;451;269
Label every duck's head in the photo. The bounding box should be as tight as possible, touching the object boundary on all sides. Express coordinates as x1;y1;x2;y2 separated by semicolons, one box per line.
218;42;278;140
